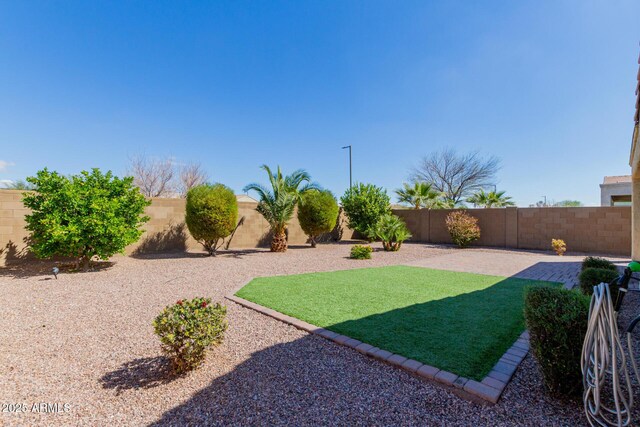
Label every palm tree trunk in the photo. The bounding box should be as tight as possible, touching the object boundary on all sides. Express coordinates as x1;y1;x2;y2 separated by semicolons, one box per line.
271;229;288;252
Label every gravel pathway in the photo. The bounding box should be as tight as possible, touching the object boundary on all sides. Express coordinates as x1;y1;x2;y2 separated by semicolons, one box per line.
0;243;594;426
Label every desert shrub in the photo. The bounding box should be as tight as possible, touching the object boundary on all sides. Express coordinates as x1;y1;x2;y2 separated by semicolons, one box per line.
551;238;566;256
185;184;238;256
582;256;616;271
340;183;391;239
374;214;412;251
298;190;339;247
22;168;150;270
524;287;590;396
153;297;227;373
350;244;373;260
445;211;480;248
579;267;620;300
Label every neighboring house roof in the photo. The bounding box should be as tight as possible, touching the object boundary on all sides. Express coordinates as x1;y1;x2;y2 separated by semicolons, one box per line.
603;175;632;185
236;194;258;203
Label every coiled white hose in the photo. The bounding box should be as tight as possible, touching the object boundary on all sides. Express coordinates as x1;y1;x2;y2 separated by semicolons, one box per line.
582;282;636;427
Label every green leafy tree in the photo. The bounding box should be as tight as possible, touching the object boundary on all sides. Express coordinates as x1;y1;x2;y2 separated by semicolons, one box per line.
22;168;150;270
185;184;238;256
467;189;515;208
373;214;412;251
297;190;339;247
395;182;443;209
340;183;391;239
243;165;319;252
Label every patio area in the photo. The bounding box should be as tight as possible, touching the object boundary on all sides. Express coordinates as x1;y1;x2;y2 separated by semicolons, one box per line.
1;243;629;426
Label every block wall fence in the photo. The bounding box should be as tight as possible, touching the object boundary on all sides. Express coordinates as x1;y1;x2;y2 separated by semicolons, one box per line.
0;189;631;266
393;206;631;256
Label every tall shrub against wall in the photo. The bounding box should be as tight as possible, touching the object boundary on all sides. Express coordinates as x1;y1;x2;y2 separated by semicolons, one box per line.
185;184;238;256
340;183;391;239
22;168;150;270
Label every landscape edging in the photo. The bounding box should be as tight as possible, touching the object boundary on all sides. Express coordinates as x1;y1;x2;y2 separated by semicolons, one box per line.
226;284;529;405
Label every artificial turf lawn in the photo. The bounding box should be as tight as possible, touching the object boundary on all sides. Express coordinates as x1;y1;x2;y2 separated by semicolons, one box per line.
235;265;560;380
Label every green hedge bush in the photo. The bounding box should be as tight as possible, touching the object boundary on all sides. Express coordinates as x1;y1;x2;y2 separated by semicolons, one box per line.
350;244;373;260
340;183;391;239
22;168;150;270
185;184;238;256
524;287;590;396
581;256;616;272
153;297;227;373
579;267;620;300
298;190;339;247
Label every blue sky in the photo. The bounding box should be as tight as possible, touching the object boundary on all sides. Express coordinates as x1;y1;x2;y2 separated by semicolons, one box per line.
0;1;638;206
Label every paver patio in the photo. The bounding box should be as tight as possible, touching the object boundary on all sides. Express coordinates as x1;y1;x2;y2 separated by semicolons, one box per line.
0;243;630;426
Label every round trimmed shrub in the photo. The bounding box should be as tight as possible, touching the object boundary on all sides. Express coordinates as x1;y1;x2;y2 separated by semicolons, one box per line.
350;244;373;260
524;287;590;396
340;183;391;239
445;210;480;248
185;184;238;255
298;190;339;247
582;256;616;272
153;297;227;373
579;267;620;299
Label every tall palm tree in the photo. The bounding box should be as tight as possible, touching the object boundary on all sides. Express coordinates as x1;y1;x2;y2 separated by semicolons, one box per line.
467;189;515;208
243;165;319;252
395;182;443;209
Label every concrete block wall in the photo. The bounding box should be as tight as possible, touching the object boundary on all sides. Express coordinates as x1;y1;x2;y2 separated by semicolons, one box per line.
0;191;351;265
393;206;631;256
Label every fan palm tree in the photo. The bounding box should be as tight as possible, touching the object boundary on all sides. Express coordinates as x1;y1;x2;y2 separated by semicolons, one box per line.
395;182;443;209
467;190;515;208
243;165;319;252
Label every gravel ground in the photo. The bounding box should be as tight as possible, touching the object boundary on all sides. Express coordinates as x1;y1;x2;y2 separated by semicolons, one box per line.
1;243;593;426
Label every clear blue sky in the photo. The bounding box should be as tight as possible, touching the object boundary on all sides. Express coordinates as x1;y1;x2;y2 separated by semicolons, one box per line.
0;1;638;206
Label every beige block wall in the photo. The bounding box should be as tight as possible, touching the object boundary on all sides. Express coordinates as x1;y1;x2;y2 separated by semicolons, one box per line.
393;206;631;256
0;191;350;265
1;188;631;266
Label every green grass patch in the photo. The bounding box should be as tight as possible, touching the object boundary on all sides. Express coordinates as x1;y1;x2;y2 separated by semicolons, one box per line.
236;265;560;380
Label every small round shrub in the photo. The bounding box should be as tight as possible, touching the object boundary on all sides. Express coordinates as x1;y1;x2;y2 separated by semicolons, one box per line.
340;183;391;239
551;238;567;256
582;256;616;272
298;190;339;247
524;287;590;396
579;267;620;299
350;244;373;260
373;214;412;251
445;211;480;248
185;184;238;255
153;297;227;373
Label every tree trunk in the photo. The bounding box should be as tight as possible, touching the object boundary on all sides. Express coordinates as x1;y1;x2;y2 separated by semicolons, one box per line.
81;255;91;271
271;230;288;252
310;237;317;248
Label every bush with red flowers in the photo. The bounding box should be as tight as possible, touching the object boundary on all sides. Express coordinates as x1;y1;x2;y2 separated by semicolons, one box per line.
153;297;227;373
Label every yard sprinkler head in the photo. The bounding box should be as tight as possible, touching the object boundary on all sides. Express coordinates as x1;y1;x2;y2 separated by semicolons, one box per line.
52;267;59;279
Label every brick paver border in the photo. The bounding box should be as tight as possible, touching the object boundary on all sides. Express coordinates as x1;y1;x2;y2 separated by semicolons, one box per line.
226;282;529;404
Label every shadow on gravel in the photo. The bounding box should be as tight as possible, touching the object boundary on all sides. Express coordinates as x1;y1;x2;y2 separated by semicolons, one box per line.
100;356;176;395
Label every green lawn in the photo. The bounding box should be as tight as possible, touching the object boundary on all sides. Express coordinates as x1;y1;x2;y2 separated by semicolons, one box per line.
236;265;560;380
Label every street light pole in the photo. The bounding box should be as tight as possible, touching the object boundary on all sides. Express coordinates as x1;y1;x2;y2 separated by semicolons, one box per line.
342;145;352;189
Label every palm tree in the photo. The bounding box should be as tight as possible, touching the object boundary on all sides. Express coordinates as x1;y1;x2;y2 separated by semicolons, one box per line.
467;189;515;208
395;182;443;209
243;165;319;252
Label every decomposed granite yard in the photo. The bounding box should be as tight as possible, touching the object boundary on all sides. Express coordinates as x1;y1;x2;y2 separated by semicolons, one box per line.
0;242;631;426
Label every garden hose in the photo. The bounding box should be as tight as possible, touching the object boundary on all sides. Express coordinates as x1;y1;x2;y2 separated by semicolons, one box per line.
582;282;635;427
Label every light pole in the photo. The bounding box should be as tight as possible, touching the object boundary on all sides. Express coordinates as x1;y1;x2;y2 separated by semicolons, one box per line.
342;145;352;189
